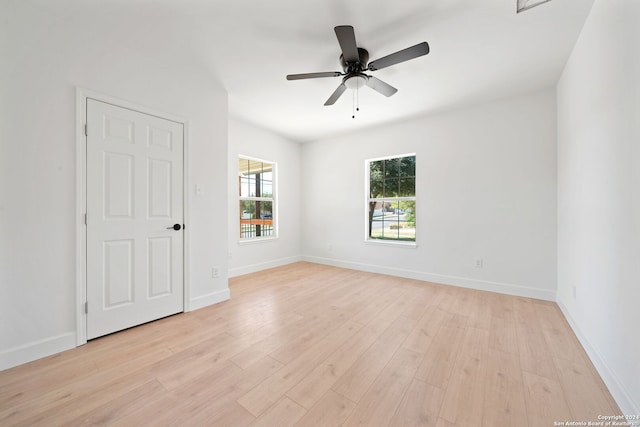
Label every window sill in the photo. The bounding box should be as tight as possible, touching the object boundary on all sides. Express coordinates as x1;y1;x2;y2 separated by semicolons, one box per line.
364;239;417;248
238;236;279;245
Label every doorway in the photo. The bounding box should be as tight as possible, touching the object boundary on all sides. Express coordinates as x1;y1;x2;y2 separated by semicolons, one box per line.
78;94;187;341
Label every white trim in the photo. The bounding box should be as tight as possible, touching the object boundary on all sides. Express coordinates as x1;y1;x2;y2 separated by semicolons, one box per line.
0;332;76;371
363;239;417;248
369;197;416;202
229;256;303;278
75;87;190;344
366;152;417;163
75;88;88;346
188;289;231;311
301;255;556;301
240;197;274;202
182;121;192;312
557;301;639;415
238;236;279;245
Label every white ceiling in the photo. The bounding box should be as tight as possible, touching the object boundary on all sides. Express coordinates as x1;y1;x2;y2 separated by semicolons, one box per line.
19;0;595;143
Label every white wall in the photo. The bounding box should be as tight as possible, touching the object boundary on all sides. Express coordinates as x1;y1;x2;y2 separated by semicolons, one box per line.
228;119;302;277
0;2;229;369
301;90;557;300
557;0;640;414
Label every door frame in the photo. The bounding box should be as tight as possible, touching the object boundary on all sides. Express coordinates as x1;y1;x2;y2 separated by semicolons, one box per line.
75;87;191;346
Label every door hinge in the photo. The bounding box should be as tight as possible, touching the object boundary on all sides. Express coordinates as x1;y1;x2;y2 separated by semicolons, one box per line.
84;124;88;136
84;213;87;225
84;302;88;314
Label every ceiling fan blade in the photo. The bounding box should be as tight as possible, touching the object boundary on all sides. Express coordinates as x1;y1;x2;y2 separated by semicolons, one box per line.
334;25;359;63
286;72;342;80
324;83;347;106
367;42;430;71
366;76;398;97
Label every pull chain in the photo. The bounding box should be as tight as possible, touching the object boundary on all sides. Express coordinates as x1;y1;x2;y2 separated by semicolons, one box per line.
352;84;361;119
352;89;355;119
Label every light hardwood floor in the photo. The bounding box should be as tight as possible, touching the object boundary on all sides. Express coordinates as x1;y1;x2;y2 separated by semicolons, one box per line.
0;262;621;426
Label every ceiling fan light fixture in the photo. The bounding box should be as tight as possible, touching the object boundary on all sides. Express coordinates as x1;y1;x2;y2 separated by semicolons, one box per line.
344;75;367;90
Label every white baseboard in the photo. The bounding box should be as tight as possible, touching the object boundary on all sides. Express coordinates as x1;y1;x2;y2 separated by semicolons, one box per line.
188;288;231;311
0;332;76;371
557;300;639;415
228;256;302;278
301;255;556;301
0;289;231;371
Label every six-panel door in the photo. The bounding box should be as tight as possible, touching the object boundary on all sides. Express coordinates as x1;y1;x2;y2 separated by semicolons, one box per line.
86;99;184;339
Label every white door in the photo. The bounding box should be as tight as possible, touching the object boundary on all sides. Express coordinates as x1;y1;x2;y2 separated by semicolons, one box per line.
86;99;184;340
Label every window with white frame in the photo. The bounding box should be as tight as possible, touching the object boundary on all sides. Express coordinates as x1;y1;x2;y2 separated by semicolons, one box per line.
238;157;276;240
366;154;416;242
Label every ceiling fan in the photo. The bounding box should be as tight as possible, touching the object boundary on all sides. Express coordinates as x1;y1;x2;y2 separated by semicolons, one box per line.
286;25;430;106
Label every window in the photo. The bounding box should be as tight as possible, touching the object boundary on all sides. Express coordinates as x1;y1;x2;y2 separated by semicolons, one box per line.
366;154;416;243
238;157;276;240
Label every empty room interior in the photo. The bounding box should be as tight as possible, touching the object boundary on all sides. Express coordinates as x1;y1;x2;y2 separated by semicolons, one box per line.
1;0;639;425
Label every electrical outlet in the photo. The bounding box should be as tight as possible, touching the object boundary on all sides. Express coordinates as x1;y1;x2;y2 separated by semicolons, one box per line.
475;258;483;268
212;266;220;278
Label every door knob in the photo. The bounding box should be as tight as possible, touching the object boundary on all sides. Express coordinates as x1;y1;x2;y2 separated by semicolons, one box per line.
167;224;182;231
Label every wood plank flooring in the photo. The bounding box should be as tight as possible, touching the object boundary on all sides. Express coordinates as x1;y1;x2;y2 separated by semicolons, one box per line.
0;262;621;426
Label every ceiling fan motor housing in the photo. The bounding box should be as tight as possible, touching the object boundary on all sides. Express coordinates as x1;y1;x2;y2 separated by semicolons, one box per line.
340;47;369;73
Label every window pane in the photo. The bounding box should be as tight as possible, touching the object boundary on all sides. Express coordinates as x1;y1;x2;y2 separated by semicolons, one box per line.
239;176;249;197
369;200;415;242
383;201;400;240
240;201;266;238
239;159;276;197
242;177;256;197
262;171;273;197
238;158;249;176
370;160;384;180
240;200;274;239
400;201;416;241
400;200;415;224
260;201;273;219
399;178;415;197
399;156;416;177
383;178;399;197
384;158;400;178
240;200;255;220
245;159;264;175
261;182;272;198
254;200;262;220
370;178;383;198
248;177;256;197
368;201;384;239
